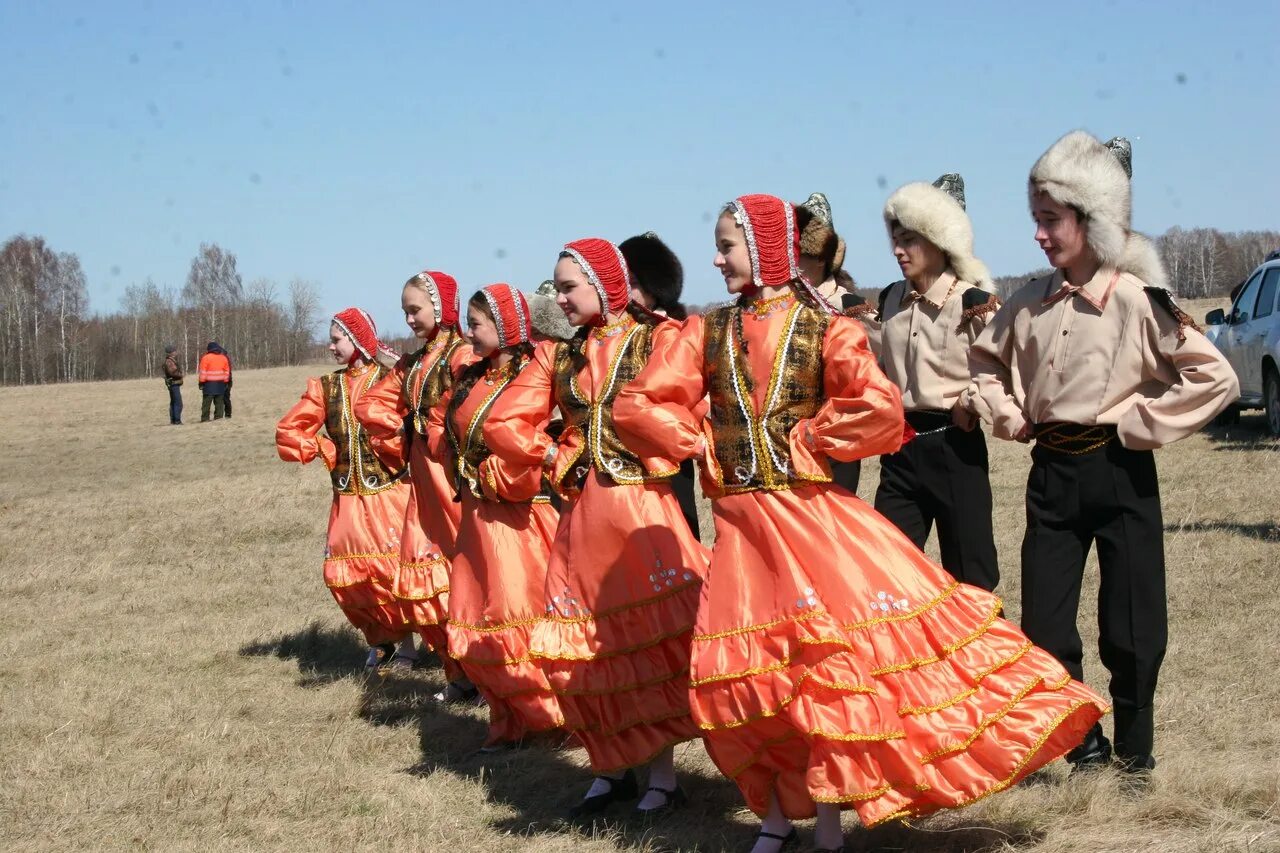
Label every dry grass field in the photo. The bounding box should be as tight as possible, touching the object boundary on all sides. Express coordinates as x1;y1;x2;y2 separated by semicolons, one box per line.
2;312;1278;852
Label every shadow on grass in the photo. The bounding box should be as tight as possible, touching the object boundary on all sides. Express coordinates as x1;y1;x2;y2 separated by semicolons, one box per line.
240;619;369;687
239;626;1053;852
1166;520;1280;541
851;820;1046;852
1202;415;1279;451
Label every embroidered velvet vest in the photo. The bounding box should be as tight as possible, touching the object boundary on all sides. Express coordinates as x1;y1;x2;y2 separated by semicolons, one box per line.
552;322;676;492
446;361;550;502
404;331;466;436
703;301;832;495
322;367;406;495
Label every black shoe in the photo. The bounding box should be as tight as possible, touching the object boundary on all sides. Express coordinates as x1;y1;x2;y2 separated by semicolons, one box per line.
433;680;481;703
636;784;687;817
1067;727;1113;777
754;827;797;850
1115;753;1156;791
568;769;638;818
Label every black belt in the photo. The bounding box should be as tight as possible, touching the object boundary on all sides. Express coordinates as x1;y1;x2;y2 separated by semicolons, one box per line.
1033;422;1117;455
905;410;951;434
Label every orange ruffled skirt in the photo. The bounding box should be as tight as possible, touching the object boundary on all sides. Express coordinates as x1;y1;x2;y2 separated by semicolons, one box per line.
530;470;709;773
394;439;464;677
322;482;411;646
695;484;1108;826
446;492;565;744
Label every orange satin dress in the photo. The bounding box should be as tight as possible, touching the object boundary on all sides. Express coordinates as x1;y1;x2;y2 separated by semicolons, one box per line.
355;332;474;672
613;299;1109;826
276;364;410;647
482;318;711;773
427;362;564;744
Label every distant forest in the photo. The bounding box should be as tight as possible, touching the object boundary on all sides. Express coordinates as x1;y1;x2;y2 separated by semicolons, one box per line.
2;226;1277;386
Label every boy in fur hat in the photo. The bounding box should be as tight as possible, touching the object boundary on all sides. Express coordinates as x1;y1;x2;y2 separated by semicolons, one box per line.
873;174;1001;592
970;132;1238;778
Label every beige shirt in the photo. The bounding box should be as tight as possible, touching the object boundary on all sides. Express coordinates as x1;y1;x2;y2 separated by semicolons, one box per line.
969;267;1239;449
819;276;884;356
879;271;994;413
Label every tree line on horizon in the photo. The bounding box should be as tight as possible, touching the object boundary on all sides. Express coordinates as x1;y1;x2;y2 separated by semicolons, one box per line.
0;237;322;386
1;225;1277;387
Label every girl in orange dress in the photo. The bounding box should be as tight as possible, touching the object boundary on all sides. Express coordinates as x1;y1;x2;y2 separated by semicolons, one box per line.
483;238;710;818
275;308;415;669
354;271;476;696
613;195;1109;852
426;284;564;746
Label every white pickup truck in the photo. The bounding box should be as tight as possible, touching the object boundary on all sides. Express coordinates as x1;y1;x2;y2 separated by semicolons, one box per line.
1204;251;1280;436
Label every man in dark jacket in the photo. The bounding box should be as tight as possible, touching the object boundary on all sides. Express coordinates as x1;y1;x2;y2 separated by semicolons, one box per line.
163;344;184;425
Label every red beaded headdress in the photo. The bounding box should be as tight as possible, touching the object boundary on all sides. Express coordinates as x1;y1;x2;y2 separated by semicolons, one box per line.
478;283;532;348
728;194;838;313
409;270;461;329
562;237;632;316
332;307;381;362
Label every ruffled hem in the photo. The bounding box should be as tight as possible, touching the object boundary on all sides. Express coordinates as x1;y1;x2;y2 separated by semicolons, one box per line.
692;487;1109;824
569;712;700;775
393;555;451;627
535;624;699;772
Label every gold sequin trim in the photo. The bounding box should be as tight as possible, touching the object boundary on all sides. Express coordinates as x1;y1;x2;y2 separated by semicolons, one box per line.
896;642;1033;716
868;698;1105;827
844;582;962;631
325;550;399;562
694;608;825;642
869;599;1002;676
450;579;698;633
695;670;879;732
918;670;1076;764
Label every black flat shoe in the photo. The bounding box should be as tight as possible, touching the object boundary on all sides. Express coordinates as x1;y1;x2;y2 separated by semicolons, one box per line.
433;680;481;703
754;827;797;850
568;769;638;818
1067;727;1113;778
636;784;687;816
1116;753;1156;791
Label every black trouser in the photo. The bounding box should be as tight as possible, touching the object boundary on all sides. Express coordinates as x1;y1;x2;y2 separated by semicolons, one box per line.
223;387;232;418
874;410;999;591
201;393;226;421
1021;426;1165;761
167;383;183;424
830;460;861;494
670;459;702;542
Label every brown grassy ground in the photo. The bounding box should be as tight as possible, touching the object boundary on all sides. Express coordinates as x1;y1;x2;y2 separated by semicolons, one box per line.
2;310;1278;852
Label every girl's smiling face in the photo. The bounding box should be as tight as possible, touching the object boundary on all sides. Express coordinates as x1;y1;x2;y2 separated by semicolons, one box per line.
402;282;438;339
713;212;754;294
553;256;603;326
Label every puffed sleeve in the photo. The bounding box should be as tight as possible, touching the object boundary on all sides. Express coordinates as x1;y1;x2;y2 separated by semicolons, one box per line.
482;341;558;466
1116;298;1240;450
614;317;708;463
968;299;1030;441
477;453;545;503
276;377;336;468
790;315;905;471
354;357;410;464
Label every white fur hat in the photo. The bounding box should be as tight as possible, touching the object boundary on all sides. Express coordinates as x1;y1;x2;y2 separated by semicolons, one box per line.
883;175;993;292
1028;131;1167;287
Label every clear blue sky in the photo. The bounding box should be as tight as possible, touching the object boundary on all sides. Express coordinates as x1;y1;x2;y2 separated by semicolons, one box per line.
3;1;1277;336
